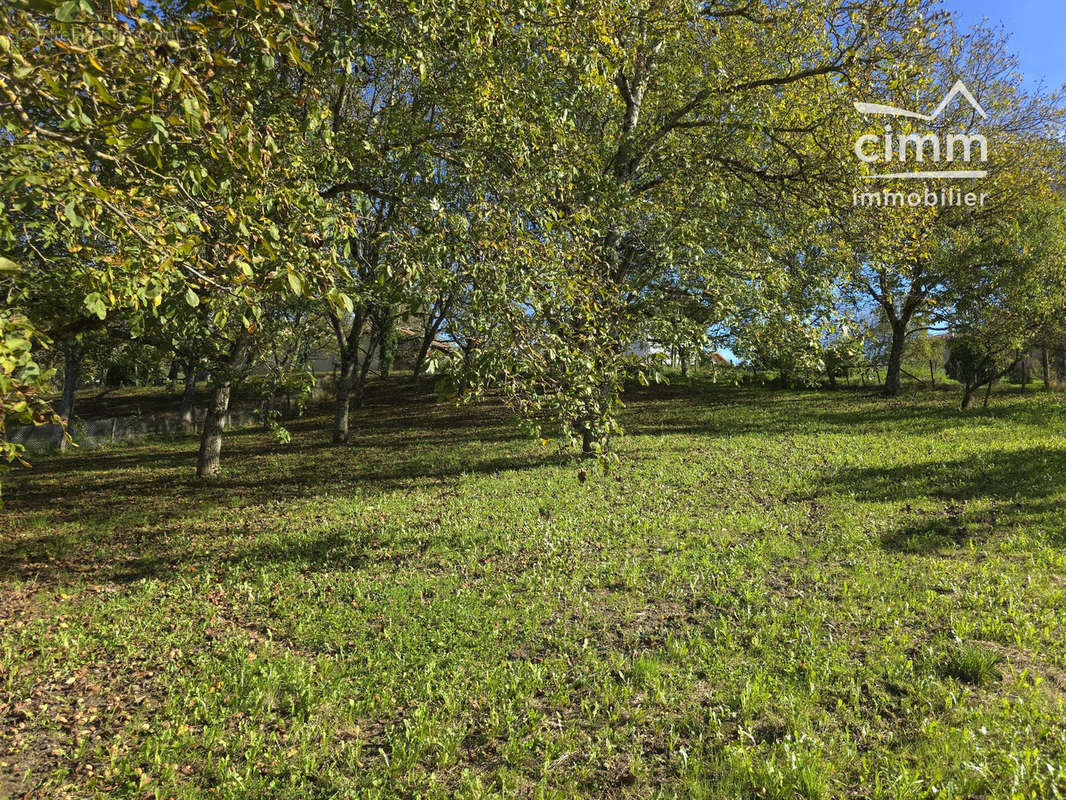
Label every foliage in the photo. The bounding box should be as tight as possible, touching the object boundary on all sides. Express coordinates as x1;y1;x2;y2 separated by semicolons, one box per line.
844;22;1066;395
2;0;345;319
945;337;997;391
736;315;831;388
446;0;933;452
0;307;61;504
942;200;1066;406
1;0;1065;472
823;332;866;386
1;0;357;473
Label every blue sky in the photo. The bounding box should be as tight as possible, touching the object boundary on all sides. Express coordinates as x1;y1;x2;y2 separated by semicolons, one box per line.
945;0;1066;90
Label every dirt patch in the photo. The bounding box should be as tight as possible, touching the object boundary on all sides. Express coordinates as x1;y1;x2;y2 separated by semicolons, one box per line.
997;643;1066;705
0;654;166;798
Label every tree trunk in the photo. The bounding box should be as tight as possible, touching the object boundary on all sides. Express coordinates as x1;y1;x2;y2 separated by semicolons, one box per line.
929;359;936;388
195;337;249;478
56;344;83;451
167;359;180;394
961;384;973;409
180;365;197;433
57;345;82;421
352;337;377;409
332;355;357;443
883;320;906;397
377;313;396;379
412;331;435;381
1042;348;1050;390
413;298;451;382
196;382;231;478
329;309;364;445
983;378;993;408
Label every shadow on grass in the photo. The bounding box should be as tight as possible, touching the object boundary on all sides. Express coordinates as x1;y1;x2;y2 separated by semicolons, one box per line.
6;381;1065;585
633;388;1062;441
822;446;1066;549
4;399;539;507
0;514;385;586
0;391;568;585
879;508;989;554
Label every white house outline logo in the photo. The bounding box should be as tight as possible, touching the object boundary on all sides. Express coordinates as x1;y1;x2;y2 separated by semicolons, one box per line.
853;80;989;180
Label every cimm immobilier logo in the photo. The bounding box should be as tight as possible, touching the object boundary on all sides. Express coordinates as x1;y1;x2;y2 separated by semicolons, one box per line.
851;80;989;208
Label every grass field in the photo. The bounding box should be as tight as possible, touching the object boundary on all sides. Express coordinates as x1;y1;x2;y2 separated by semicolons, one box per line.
3;381;1066;799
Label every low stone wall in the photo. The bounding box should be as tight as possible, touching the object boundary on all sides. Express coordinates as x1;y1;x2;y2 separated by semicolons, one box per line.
8;408;261;454
8;378;338;454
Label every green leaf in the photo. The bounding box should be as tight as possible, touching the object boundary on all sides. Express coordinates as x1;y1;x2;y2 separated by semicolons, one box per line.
185;288;200;307
84;292;106;320
287;41;310;72
0;257;19;273
55;1;78;22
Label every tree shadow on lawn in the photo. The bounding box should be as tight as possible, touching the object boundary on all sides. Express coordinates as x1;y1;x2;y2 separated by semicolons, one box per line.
634;392;1060;441
4;402;541;511
1;402;565;585
821;445;1066;551
0;520;381;587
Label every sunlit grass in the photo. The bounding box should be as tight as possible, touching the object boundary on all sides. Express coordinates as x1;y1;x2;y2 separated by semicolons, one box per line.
2;380;1065;798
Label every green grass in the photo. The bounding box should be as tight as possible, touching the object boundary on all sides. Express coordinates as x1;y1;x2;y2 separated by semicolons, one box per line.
935;641;1003;687
3;380;1066;798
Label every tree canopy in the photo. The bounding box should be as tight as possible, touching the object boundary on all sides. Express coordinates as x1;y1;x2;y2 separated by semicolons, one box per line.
2;0;1065;486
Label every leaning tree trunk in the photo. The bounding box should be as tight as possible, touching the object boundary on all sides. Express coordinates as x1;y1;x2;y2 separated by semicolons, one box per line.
411;335;433;381
883;321;907;397
352;337;378;410
412;303;449;381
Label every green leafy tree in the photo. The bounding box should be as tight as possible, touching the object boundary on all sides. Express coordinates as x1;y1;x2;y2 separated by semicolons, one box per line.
0;293;62;504
453;0;932;454
2;0;357;475
846;22;1066;396
943;200;1066;408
